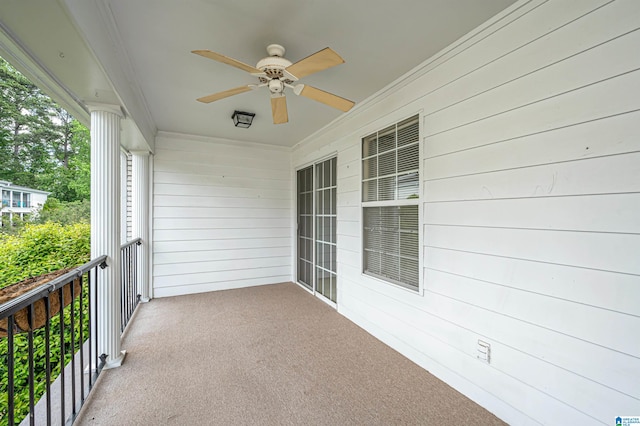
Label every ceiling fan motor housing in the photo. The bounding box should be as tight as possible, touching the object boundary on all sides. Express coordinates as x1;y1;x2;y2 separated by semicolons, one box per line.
256;48;294;83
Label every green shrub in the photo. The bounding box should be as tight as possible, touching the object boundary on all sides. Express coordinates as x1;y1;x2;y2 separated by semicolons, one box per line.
1;222;90;424
0;295;89;425
0;222;90;289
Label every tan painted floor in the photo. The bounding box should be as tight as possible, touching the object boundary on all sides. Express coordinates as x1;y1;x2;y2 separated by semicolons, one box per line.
75;283;504;425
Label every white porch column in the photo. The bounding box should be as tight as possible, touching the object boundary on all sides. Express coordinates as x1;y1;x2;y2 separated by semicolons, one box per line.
89;104;125;369
131;151;151;302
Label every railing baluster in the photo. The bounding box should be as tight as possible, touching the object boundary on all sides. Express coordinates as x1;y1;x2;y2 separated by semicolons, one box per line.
45;296;52;426
120;254;124;333
28;303;35;426
129;246;132;316
79;274;85;404
88;269;95;387
125;246;129;327
130;246;134;321
8;314;15;426
95;265;100;376
70;280;77;417
59;287;65;426
119;238;142;333
133;243;138;308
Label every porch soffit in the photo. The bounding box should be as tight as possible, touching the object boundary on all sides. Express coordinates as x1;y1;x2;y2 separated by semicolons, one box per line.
0;0;516;149
0;0;154;153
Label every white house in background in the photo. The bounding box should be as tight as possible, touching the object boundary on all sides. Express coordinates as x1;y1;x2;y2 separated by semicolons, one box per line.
0;180;49;224
0;0;638;424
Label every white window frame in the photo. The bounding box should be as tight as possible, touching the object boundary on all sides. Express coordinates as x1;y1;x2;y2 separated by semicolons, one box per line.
360;112;424;295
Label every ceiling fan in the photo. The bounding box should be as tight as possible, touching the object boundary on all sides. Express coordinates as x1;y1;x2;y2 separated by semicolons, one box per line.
192;44;355;124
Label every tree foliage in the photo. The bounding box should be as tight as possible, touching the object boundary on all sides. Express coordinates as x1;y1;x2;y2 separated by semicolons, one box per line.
0;57;90;202
35;197;90;226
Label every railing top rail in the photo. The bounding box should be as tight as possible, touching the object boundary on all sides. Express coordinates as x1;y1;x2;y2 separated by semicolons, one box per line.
0;255;108;319
121;238;142;250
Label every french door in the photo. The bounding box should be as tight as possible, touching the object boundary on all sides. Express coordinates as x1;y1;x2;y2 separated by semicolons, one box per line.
296;157;337;304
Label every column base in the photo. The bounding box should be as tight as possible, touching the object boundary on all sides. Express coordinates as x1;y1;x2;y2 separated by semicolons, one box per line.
103;350;127;370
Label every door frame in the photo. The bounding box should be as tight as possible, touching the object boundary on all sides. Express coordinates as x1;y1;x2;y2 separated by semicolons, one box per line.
294;153;338;308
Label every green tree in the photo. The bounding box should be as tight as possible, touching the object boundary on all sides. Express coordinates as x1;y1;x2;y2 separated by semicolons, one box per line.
0;56;90;202
0;57;57;188
36;114;90;202
35;197;90;226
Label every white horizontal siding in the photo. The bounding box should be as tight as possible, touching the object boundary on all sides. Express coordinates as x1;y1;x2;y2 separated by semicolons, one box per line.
154;246;291;265
155;206;290;219
425;111;640;179
153;133;292;297
426;152;640;202
292;0;640;424
425;194;640;233
425;247;640;316
426;224;640;275
154;238;290;253
126;154;132;241
154;171;287;189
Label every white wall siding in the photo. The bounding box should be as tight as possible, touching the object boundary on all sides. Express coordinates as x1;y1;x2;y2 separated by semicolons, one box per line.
30;192;48;210
153;132;292;297
292;0;640;424
126;154;132;241
120;150;128;244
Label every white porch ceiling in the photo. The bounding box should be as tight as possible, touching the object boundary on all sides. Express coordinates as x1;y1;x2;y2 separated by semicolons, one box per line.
0;0;515;148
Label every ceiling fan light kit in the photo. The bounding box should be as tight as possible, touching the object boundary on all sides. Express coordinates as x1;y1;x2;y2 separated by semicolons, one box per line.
193;44;355;125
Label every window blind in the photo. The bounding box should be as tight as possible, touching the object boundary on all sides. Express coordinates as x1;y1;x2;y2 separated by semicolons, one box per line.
361;115;420;290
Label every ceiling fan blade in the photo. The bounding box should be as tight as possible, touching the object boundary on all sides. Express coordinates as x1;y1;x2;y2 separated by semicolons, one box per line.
196;85;252;103
192;50;263;74
271;95;288;124
297;85;355;112
285;47;345;79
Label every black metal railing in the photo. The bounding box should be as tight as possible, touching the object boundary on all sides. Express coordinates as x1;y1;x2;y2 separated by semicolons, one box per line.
120;238;141;333
0;256;107;426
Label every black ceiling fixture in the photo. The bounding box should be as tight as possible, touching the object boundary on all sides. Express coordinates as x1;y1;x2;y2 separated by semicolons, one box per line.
231;110;255;128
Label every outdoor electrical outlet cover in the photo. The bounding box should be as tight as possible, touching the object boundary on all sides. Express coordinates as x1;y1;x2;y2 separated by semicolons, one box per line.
477;340;491;363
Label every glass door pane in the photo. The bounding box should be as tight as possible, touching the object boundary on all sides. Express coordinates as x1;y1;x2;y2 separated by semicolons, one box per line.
315;157;337;303
296;166;314;288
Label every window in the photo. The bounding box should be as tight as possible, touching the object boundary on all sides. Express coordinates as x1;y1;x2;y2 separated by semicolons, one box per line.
362;115;420;290
12;191;20;207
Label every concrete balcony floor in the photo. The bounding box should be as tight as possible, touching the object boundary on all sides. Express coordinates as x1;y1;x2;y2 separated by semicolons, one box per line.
75;283;504;425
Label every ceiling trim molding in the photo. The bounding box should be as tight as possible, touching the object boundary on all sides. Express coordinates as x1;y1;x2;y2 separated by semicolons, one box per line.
61;0;157;149
156;130;293;152
293;0;538;151
98;1;157;136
